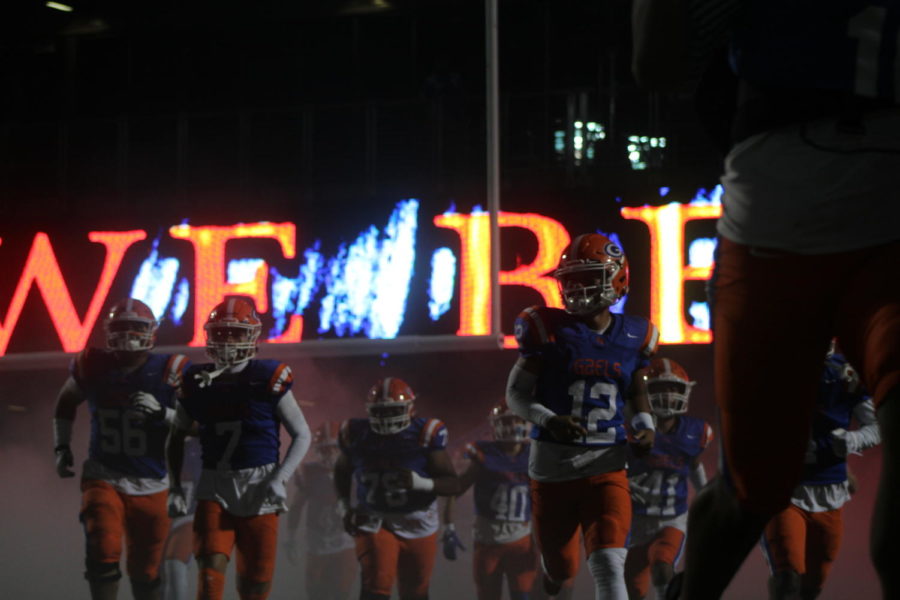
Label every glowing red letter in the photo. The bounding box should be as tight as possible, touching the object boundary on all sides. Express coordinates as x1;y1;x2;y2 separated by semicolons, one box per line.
434;210;570;346
0;230;146;355
169;222;297;346
620;202;721;344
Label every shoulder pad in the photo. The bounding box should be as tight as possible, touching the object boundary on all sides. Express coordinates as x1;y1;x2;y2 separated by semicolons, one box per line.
70;347;108;382
465;441;485;462
267;363;294;396
514;306;564;352
162;354;190;387
418;418;448;449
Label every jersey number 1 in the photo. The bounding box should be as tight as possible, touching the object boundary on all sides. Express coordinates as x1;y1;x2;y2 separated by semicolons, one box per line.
568;380;618;444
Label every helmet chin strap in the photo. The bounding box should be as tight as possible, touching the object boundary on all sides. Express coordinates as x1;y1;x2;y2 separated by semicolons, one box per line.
195;359;249;388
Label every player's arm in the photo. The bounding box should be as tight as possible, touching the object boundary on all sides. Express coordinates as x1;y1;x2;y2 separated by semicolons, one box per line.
422;448;460;496
165;400;193;516
507;356;587;442
268;391;312;503
53;376;85;478
456;457;479;496
831;398;882;457
689;457;709;490
628;367;656;454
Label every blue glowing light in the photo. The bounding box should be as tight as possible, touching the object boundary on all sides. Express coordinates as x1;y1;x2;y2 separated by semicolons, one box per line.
690;184;723;206
688;238;718;269
169;278;190;326
227;258;265;284
689;301;711;330
130;238;180;321
659;187;670;197
318;199;419;339
428;248;457;321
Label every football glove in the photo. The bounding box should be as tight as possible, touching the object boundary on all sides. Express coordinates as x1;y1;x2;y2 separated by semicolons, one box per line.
54;445;75;478
127;391;164;422
441;524;466;560
168;487;189;517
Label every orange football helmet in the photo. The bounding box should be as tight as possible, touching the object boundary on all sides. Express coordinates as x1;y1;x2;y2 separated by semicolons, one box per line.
489;400;530;442
104;298;158;352
643;357;695;418
553;233;629;315
366;377;415;435
204;297;262;368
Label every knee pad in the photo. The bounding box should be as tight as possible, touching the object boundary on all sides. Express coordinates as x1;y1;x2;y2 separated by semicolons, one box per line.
130;577;162;592
84;559;121;583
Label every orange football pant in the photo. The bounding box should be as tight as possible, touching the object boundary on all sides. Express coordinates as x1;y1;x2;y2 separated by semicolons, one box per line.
530;469;631;583
193;500;279;594
762;504;843;595
80;479;170;581
306;548;357;600
355;529;438;598
713;237;900;515
473;534;538;600
624;526;685;599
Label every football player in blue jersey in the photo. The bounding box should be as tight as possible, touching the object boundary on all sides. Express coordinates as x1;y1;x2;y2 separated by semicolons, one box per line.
443;400;538;600
506;233;659;600
166;297;311;600
632;3;900;598
52;297;189;600
624;358;713;600
759;350;881;600
284;421;357;600
334;377;460;600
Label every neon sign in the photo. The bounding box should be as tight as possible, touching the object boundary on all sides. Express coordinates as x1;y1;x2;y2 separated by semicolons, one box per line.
0;190;721;357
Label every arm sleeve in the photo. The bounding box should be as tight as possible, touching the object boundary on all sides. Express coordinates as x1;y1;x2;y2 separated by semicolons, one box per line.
273;391;312;483
506;362;556;427
846;398;881;454
689;461;708;490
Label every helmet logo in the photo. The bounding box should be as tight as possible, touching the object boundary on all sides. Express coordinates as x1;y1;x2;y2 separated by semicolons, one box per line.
604;242;623;258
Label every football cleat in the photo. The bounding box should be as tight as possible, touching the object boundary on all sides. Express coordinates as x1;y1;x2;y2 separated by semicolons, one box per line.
553;233;629;316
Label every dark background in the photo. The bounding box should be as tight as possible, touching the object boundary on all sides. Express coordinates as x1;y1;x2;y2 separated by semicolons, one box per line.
0;1;881;598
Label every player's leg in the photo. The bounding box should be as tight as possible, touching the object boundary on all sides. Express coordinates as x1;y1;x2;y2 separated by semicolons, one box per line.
233;512;279;600
80;480;126;600
163;518;194;600
580;470;631;600
760;504;807;600
503;535;539;600
624;541;651;600
647;526;685;600
473;541;504;600
835;240;900;598
395;531;438;600
800;508;842;599
193;500;235;600
355;527;400;599
680;238;831;599
123;489;170;600
530;478;583;594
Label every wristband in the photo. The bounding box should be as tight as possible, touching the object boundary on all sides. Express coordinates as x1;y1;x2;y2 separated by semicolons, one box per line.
631;412;655;432
409;471;435;492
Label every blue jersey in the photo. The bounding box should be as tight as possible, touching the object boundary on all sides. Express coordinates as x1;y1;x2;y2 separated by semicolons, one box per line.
465;440;531;522
339;417;448;514
514;306;659;447
180;360;294;470
731;1;900;100
802;353;871;485
627;416;713;517
72;349;189;479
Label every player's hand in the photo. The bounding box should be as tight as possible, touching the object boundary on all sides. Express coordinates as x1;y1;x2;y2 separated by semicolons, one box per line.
54;445;75;478
392;469;414;491
545;415;588;443
441;524;466;560
127;391;164;422
264;477;288;505
631;428;655;457
168;487;189;517
830;428;850;457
